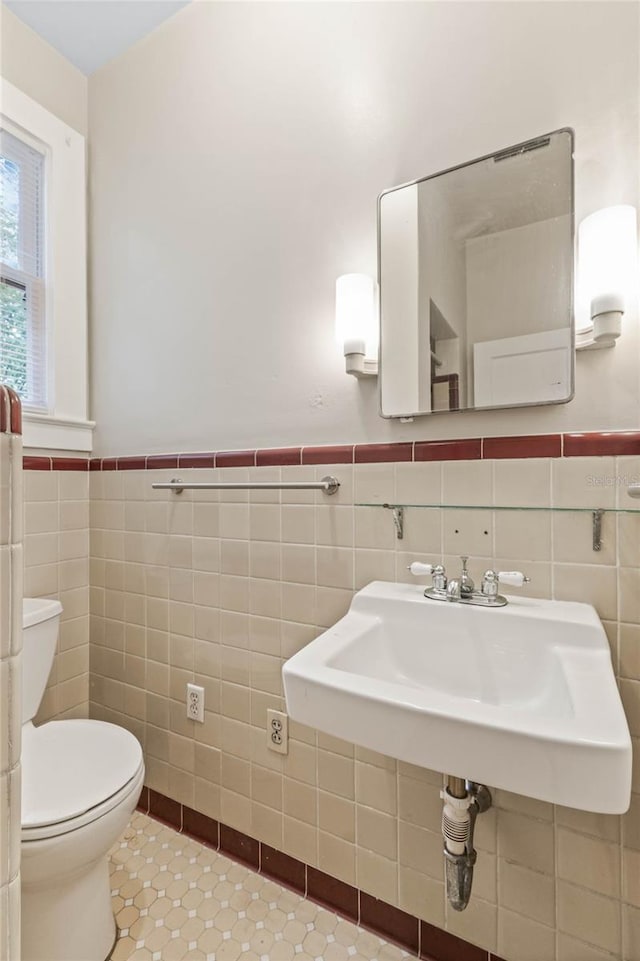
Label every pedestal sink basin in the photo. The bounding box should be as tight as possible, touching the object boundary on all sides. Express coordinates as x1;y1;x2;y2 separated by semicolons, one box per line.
283;581;632;813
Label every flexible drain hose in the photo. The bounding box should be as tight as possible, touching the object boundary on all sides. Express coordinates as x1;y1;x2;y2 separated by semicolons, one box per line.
441;779;491;911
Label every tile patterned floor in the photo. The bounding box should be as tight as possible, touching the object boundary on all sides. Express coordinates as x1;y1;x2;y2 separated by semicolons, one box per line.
109;813;415;961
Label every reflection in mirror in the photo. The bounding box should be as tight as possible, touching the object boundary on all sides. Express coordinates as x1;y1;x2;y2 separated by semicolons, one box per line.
378;130;574;418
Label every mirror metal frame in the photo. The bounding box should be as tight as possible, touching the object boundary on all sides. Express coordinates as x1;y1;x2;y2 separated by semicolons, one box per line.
377;128;576;420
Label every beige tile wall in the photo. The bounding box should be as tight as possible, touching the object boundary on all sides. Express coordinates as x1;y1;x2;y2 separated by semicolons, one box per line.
0;431;22;959
24;468;90;721
88;458;640;961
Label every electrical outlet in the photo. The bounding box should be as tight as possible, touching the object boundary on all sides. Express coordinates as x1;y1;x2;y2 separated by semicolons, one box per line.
267;709;288;755
186;683;205;723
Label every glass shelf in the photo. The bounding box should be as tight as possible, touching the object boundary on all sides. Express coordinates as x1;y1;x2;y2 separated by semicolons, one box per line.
356;503;640;514
355;501;639;549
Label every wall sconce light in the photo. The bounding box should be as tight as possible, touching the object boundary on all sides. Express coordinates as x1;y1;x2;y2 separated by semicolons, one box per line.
335;273;378;377
576;205;638;351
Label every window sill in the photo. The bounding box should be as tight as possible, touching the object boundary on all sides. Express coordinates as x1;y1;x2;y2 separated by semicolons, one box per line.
23;412;95;451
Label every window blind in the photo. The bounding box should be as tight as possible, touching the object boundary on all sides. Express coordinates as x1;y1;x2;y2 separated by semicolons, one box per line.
0;127;47;410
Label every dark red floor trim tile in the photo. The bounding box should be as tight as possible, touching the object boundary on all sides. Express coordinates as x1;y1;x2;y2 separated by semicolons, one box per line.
420;921;488;961
563;431;640;457
117;456;147;471
360;893;419;955
415;439;482;462
23;456;51;470
256;447;302;467
355;442;413;464
6;387;21;434
489;955;509;961
182;805;219;848
483;434;561;459
307;867;358;922
90;458;102;471
136;786;150;814
219;824;260;869
261;845;306;894
51;457;89;471
216;450;256;468
302;445;354;465
0;386;7;433
148;789;182;830
101;458;118;471
146;454;179;469
178;453;216;469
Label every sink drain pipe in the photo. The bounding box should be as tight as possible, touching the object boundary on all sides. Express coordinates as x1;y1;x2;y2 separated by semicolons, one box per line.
441;776;492;911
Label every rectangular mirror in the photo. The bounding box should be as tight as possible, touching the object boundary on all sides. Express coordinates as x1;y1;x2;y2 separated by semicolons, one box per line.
378;129;574;418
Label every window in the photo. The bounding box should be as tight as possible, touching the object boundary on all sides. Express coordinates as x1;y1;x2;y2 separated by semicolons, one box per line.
0;127;47;410
0;80;91;451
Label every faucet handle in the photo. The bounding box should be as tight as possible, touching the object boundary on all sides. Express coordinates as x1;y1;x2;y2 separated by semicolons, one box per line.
481;570;499;597
408;562;434;576
497;571;531;588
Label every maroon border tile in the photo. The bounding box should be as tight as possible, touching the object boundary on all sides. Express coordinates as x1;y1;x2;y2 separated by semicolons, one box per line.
489;955;509;961
219;824;260;869
563;431;640;457
51;457;89;471
483;434;561;459
136;786;150;814
415;439;482;462
261;845;306;894
360;893;419;954
23;456;51;470
256;447;302;467
355;443;413;464
216;450;256;468
146;454;179;469
0;386;6;434
83;430;640;473
178;453;215;469
182;805;219;848
117;456;147;471
302;445;354;465
307;867;358;922
420;920;488;961
148;789;182;830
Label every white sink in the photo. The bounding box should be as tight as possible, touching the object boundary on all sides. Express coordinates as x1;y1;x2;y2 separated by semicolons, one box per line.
283;581;632;813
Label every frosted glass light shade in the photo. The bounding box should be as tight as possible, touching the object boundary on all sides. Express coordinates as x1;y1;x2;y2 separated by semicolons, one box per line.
577;205;638;334
335;274;378;358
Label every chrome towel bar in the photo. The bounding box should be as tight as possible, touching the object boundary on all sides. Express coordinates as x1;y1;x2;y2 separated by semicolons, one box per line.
151;475;340;495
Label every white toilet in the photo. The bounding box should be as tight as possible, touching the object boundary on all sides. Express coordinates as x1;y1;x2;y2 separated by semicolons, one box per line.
21;598;145;961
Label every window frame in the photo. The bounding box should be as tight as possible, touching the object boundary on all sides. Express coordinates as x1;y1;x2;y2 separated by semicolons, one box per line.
1;121;48;412
0;80;93;451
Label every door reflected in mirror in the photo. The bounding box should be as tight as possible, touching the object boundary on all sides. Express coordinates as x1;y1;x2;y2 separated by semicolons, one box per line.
378;130;575;418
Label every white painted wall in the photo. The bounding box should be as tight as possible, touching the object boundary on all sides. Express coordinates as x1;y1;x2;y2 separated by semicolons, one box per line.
466;216;572;405
380;184;420;416
0;4;87;135
466;218;572;345
88;1;639;456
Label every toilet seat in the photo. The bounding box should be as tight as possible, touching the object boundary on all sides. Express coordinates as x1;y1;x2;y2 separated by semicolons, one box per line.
22;719;144;841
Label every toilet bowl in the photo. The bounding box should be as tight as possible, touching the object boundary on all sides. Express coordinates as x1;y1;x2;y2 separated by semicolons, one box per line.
20;598;145;961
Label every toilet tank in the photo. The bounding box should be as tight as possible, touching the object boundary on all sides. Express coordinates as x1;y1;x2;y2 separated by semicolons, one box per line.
22;598;63;724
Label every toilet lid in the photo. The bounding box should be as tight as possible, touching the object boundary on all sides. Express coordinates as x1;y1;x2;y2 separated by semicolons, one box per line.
22;719;144;829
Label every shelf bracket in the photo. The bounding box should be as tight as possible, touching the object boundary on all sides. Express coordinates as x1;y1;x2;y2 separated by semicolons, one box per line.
592;509;604;552
383;503;404;540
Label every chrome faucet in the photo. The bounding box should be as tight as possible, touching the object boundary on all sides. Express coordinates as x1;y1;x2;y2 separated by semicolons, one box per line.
409;557;530;608
446;556;474;602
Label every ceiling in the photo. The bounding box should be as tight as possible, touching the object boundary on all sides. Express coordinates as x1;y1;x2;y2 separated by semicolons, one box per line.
4;0;190;75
